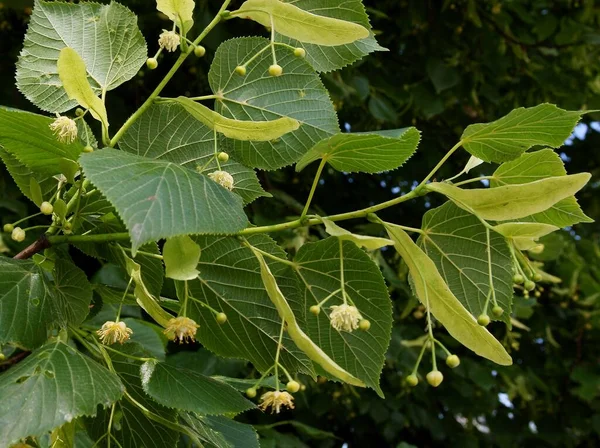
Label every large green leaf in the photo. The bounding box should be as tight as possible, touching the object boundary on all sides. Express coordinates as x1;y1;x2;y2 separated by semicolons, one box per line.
209;37;339;170
293;238;393;395
0;258;92;349
119;102;270;204
16;0;147;113
0;341;124;447
418;202;514;324
0;108;84;175
385;223;512;366
296;128;421;173
273;0;385;73
185;235;315;375
181;414;260;448
490;149;593;227
461;104;582;163
79;149;248;253
141;361;254;415
0;148;56;205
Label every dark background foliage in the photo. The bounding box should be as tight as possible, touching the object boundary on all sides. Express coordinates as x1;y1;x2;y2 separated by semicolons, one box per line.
1;1;599;447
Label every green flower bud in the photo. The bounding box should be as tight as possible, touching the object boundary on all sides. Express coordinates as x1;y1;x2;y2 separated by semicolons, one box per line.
406;374;419;387
83;145;94;153
194;45;206;57
11;227;26;242
446;354;460;368
477;314;490;327
217;152;230;162
268;64;283;77
358;319;371;331
309;305;320;315
513;274;524;284
146;58;158;70
286;380;300;393
533;273;542;282
524;280;536;291
40;201;54;215
246;387;257;398
293;47;306;58
492;306;504;317
3;223;14;233
235;65;247;76
426;370;444;387
216;312;227;324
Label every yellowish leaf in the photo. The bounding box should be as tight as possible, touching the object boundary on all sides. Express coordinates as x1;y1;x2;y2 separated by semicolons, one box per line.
321;218;393;250
493;222;559;250
156;0;195;35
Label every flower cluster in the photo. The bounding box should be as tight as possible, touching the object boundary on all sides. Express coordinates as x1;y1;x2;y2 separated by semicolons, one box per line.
158;30;180;52
163;316;199;343
258;390;295;414
208;170;235;191
329;304;362;332
97;321;133;345
49;116;78;143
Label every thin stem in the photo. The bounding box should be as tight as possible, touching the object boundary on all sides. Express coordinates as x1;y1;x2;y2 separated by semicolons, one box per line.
277;362;293;382
270;14;277;64
107;404;116;448
301;158;327;218
247;243;297;267
116;277;134;322
102;345;155;363
434;339;452;356
273;319;286;390
411;341;428;375
339;239;347;304
120;247;164;260
251;365;274;389
214;129;221;170
189;94;218;101
316;288;342;308
414;140;464;192
181;280;189;317
11;212;42;226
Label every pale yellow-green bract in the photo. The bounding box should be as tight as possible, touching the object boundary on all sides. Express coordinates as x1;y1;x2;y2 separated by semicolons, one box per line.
384;223;512;366
493;222;559;250
321;218;394;250
57;48;109;129
163;235;201;281
252;248;366;387
427;173;591;221
173;97;300;141
233;0;370;46
156;0;195;35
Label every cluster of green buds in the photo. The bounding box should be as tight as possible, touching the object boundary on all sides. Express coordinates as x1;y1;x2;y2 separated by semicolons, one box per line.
406;338;461;388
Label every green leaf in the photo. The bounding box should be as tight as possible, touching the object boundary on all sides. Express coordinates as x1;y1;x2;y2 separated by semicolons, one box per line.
0;108;84;175
119;102;270;204
233;0;369;46
0;341;124;446
57;48;109;129
296;127;420;173
29;178;43;207
427;58;460;93
461;104;582;163
0;258;92;349
0;148;56;205
79;149;248;253
156;0;195;35
172;97;300;141
16;0;147;113
427;173;591;221
293;238;393;395
209;37;339;169
493;222;559;250
272;0;386;73
163;235;201;281
185;235;315;375
385;223;512;365
321;218;393;250
141;361;254;415
181;414;260;448
491;149;594;227
418;202;514;324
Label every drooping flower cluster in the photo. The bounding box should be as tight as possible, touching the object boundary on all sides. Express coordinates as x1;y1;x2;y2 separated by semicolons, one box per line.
329;304;362;332
158;30;180;52
97;321;133;345
163;316;199;343
208;170;235;191
258;390;295;414
49;116;78;143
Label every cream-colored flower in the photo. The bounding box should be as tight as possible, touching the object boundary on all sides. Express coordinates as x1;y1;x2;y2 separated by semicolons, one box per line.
97;321;133;345
158;30;181;52
258;390;295;414
329;304;362;332
163;316;199;343
208;170;234;191
49;116;78;144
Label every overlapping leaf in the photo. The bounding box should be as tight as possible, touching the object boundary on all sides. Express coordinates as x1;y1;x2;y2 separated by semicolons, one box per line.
461;104;582;163
119;102;270;204
0;342;124;447
181;414;259;448
16;0;147;113
209;37;339;169
0;148;56;205
79;149;248;253
418;202;513;323
296;127;420;173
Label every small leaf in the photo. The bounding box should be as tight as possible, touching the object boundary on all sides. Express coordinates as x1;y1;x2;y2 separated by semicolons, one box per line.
296;128;420;173
426;173;591;221
493;222;559;249
233;0;369;46
141;361;254;415
461;104;582;163
385;223;512;365
53;199;68;220
57;48;109;128
173;97;300;141
321;218;393;250
29;177;43;206
156;0;195;35
163;235;201;281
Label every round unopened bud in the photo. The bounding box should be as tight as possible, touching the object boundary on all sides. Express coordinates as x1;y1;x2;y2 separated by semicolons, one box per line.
246;387;257;398
533;273;542;282
286;380;300;393
216;312;227;324
309;305;320;315
513;274;524;284
446;354;460;368
75;108;85;117
492;306;504;317
3;223;14;233
406;374;419;387
426;370;444;387
146;58;158;70
194;45;206;57
217;152;230;162
40;201;53;215
359;319;371;331
524;280;536;291
11;227;26;242
235;65;247;76
293;47;306;58
63;221;73;234
477;314;490;327
83;145;94;153
268;64;283;77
